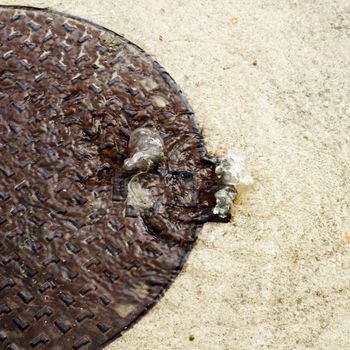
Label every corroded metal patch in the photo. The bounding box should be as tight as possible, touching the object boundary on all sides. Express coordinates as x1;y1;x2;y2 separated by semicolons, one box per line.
0;6;224;350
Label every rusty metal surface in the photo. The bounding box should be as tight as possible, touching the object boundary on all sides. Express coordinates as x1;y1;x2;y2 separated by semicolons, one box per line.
0;6;223;350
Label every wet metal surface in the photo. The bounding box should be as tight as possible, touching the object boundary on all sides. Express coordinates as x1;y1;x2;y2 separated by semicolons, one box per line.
0;6;224;350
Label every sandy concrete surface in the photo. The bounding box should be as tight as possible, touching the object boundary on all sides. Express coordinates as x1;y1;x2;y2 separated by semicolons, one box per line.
1;0;350;349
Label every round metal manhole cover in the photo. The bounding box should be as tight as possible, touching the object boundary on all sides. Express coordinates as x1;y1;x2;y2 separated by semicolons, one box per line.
0;6;224;350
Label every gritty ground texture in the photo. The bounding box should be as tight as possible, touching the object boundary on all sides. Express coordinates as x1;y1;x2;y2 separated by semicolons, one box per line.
1;1;349;349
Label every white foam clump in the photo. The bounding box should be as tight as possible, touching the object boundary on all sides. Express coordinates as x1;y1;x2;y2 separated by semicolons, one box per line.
214;150;253;218
127;173;153;209
213;186;237;218
123;128;164;172
124;128;164;210
215;150;253;191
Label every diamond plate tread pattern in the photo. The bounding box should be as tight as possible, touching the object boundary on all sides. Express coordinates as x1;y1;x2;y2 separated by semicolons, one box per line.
0;6;223;350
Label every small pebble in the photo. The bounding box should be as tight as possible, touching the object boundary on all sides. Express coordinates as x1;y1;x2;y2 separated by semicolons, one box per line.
341;232;350;244
231;17;239;25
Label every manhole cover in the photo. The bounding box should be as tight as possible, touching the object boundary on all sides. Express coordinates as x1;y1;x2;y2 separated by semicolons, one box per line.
0;6;225;350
